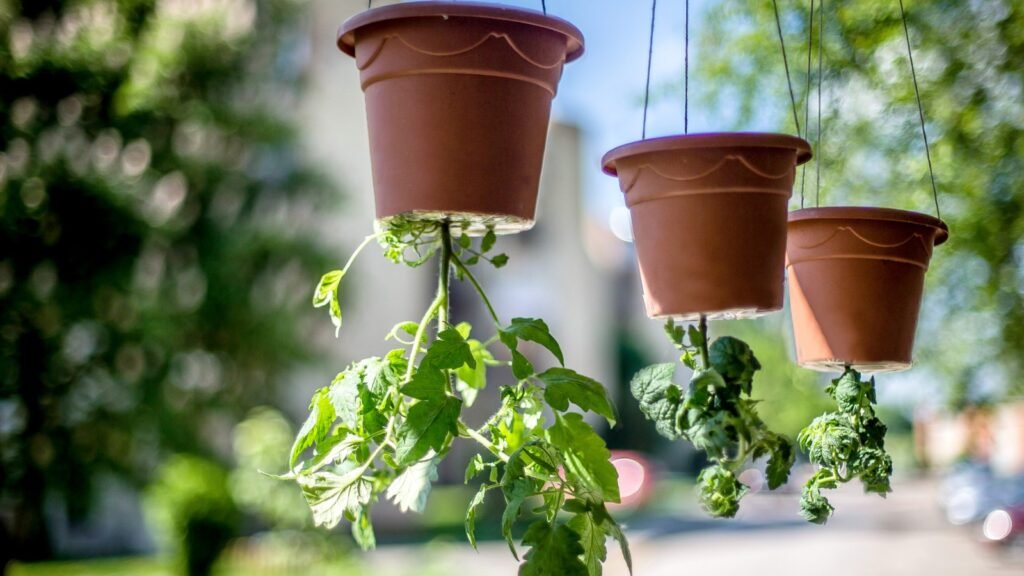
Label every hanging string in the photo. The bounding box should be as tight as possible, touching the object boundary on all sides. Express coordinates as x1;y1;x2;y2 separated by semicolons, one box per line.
772;0;802;138
684;0;690;133
816;0;824;206
541;0;546;14
898;0;941;219
367;0;371;8
642;0;658;139
799;0;815;208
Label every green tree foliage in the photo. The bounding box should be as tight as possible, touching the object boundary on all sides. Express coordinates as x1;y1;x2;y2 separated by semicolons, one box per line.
0;0;332;561
696;0;1024;403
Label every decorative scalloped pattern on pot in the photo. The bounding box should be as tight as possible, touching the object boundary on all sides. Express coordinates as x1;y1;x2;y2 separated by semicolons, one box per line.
601;133;811;319
338;2;583;229
786;207;948;373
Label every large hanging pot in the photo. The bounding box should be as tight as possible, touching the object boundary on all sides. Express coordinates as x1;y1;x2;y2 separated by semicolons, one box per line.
786;206;949;372
602;133;812;320
338;2;584;234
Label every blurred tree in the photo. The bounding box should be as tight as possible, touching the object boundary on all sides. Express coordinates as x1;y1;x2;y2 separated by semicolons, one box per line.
0;0;333;563
694;0;1024;406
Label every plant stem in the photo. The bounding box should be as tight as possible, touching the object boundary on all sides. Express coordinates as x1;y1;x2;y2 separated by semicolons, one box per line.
439;221;452;330
451;251;502;327
340;233;378;277
698;313;711;369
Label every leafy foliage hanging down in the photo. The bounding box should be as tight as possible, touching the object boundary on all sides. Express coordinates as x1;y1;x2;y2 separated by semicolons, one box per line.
630;319;794;518
798;367;892;524
284;218;630;575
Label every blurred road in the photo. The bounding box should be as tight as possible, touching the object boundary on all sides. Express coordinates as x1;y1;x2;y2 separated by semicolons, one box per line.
362;478;1023;576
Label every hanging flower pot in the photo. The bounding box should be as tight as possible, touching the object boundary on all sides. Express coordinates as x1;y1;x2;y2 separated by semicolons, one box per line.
786;206;949;372
602;133;812;319
337;2;584;234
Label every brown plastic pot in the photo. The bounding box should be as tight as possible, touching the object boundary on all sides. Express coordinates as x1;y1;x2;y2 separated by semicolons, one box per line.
787;207;949;373
602;133;812;320
338;2;584;234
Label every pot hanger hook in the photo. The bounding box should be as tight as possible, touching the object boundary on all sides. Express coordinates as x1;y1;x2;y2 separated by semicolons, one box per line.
898;0;941;220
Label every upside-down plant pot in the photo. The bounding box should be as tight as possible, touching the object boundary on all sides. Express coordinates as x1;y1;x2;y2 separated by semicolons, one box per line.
786;207;949;373
602;133;812;320
338;2;584;234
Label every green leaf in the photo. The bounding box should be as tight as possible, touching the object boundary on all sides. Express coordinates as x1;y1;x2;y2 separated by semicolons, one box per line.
501;476;533;560
290;387;336;467
313;270;344;336
686;324;704;349
539;368;617;427
482;228;497;252
601;513;632;575
352;506;376;550
456;339;493;407
329;369;361;429
696;464;747;518
490;253;509;268
458;233;472;249
709;336;761;395
519;521;588;576
386;321;421;344
833;369;866;414
465;453;486;484
500;330;536;380
765;436;794;490
465;484;490;550
799;484;834;524
568;511;608;576
547;413;620;504
386;453;439;513
424;328;476;370
629;363;683;440
798;413;859;468
401;364;446;401
685;369;723;412
686;411;734;458
502;318;565;366
394;396;461;466
296;469;373;529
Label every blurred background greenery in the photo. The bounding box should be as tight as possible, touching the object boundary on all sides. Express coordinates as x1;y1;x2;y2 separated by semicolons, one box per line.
1;0;1023;575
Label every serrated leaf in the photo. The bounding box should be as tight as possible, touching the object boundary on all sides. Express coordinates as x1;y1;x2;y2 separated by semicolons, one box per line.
696;464;747;518
328;369;361;429
766;436;794;489
291;387;336;467
629;363;683;440
539;368;617;427
394;396;461;465
401;364;446;401
709;336;761;395
600;512;632;574
386;453;439;513
456;339;493;407
424;328;476;370
519;521;588;576
297;469;373;529
313;270;342;308
568;512;608;576
502;318;565;366
465;453;485;484
502;477;532;560
547;413;620;504
465;484;490;550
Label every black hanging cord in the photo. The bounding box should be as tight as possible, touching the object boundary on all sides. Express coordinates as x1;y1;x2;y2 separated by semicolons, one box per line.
800;0;815;208
542;0;547;14
816;0;824;206
772;0;802;138
368;0;371;8
898;0;941;219
642;0;658;139
684;0;690;134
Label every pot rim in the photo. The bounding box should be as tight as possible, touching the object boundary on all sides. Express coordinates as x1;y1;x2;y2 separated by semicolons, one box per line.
601;132;812;177
337;1;585;62
789;206;949;246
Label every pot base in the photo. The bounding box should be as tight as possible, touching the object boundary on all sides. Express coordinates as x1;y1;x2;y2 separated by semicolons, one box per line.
378;211;533;236
654;307;776;323
799;359;912;374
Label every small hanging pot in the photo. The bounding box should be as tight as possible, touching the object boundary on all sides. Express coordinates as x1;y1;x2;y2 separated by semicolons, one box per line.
338;2;584;234
786;206;949;372
602;133;812;320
